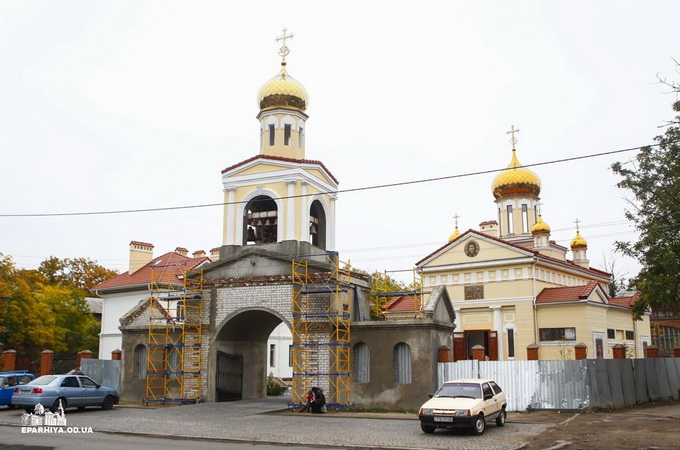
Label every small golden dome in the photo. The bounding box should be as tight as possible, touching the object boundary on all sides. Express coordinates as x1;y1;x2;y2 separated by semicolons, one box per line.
531;215;551;235
448;227;461;242
570;231;588;249
257;63;308;111
491;150;542;200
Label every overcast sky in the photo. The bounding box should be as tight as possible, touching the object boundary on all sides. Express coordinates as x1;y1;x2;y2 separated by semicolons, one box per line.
1;1;679;284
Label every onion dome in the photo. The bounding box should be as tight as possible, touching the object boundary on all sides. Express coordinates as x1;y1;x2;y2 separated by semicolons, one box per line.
448;227;461;242
491;150;542;200
570;231;588;249
531;215;551;235
257;63;308;112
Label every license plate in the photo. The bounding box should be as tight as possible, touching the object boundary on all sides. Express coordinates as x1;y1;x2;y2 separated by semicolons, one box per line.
434;416;453;422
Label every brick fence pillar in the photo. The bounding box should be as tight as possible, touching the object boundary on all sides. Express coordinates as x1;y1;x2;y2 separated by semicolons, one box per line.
111;349;122;361
612;344;626;359
2;349;17;371
574;342;588;360
527;343;539;361
40;350;53;376
471;345;485;361
645;345;659;359
80;350;93;363
674;346;680;358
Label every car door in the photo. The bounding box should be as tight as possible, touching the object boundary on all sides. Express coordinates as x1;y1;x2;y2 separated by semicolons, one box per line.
59;376;83;407
481;382;500;417
79;376;101;406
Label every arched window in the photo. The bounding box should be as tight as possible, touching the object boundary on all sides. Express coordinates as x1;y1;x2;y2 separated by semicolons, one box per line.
133;344;147;379
309;200;327;249
393;343;412;384
352;342;370;383
244;195;278;245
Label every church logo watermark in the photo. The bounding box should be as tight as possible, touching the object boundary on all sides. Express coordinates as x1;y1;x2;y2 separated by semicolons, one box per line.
20;401;93;434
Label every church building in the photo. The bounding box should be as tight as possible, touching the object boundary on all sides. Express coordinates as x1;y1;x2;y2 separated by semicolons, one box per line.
415;130;651;361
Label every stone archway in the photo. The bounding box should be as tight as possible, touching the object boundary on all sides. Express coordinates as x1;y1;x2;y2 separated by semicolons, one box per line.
208;308;291;401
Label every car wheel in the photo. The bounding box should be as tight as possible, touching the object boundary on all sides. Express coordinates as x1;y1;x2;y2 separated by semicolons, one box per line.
421;423;435;434
51;398;67;413
102;395;115;410
24;407;33;414
496;408;506;427
472;415;486;435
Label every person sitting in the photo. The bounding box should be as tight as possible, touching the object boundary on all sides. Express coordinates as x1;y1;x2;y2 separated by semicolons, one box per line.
310;386;326;414
297;390;314;413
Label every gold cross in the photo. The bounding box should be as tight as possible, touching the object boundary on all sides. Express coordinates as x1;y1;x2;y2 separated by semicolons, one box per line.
276;27;294;62
537;202;543;216
574;218;581;232
452;213;459;228
506;125;520;149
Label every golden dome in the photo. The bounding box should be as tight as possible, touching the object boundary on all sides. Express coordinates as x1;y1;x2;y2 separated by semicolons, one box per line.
257;63;308;111
491;150;542;200
531;215;551;235
570;231;588;249
448;227;461;242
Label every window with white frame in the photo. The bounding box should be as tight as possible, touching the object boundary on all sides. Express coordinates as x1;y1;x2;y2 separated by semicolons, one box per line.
134;344;147;379
269;344;276;368
539;327;576;341
393;343;412;384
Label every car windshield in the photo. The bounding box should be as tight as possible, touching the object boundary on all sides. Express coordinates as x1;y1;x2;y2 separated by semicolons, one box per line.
435;382;482;399
28;375;58;386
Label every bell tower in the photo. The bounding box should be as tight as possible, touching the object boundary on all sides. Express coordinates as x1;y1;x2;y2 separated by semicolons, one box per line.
220;29;338;252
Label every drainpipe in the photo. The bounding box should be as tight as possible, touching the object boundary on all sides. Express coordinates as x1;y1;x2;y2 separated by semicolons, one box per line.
532;259;539;346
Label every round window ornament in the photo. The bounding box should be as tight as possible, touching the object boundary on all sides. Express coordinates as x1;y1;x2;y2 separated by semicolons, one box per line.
464;240;480;257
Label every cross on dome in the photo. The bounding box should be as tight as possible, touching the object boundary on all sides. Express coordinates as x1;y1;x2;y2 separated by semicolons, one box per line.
276;27;294;63
506;125;520;149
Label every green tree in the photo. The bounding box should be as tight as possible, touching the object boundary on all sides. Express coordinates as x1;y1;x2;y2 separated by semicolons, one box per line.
38;256;118;293
611;74;680;317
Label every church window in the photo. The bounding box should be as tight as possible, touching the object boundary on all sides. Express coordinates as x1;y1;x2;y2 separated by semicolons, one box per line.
299;126;304;148
134;344;146;379
464;285;484;300
269;344;276;368
288;345;293;367
353;342;370;383
268;124;275;146
607;328;615;339
507;205;514;234
507;329;515;358
284;124;291;145
539;327;576;341
244;196;278;245
625;330;634;340
521;204;529;233
309;200;327;249
393;343;412;384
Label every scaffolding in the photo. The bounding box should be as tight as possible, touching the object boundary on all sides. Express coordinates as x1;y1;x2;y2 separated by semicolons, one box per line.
291;252;351;408
145;264;203;405
372;269;425;318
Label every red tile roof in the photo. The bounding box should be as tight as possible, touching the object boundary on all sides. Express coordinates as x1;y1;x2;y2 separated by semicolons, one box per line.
384;295;421;312
609;292;641;308
92;251;210;291
221;154;339;185
536;281;600;304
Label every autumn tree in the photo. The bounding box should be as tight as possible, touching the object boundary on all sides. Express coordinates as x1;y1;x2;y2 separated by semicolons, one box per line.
611;70;680;317
38;256;118;293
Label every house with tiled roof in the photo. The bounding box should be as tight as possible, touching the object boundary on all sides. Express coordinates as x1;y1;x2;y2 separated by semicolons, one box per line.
415;141;651;361
92;241;211;359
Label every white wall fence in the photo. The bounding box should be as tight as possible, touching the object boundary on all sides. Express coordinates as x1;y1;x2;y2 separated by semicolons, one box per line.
438;358;680;412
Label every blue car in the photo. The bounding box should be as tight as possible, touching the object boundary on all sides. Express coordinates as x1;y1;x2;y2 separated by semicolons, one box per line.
12;374;119;413
0;371;35;409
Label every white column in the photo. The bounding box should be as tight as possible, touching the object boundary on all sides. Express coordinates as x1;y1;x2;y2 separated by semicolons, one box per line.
300;182;309;242
285;178;297;241
491;306;503;360
223;186;237;245
328;194;337;251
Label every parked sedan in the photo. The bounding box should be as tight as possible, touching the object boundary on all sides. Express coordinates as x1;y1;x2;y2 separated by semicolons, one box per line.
12;374;119;413
0;371;35;409
418;378;507;435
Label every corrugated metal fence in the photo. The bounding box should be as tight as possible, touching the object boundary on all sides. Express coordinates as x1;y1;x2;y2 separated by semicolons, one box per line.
439;358;680;412
81;359;121;391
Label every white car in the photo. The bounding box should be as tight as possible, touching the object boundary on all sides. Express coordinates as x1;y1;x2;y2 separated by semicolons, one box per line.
418;378;507;435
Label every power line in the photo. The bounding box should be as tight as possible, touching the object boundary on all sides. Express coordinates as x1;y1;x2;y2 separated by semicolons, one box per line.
0;144;654;218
